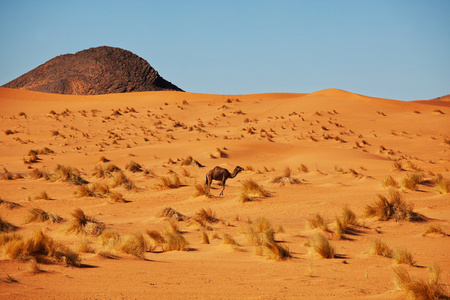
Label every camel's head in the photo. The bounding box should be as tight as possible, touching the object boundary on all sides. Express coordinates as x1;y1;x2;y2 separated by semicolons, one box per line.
235;166;244;173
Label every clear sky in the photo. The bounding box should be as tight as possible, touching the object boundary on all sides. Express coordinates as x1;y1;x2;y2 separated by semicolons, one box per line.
1;0;449;100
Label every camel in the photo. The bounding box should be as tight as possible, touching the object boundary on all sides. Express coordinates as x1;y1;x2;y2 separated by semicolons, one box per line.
205;166;244;196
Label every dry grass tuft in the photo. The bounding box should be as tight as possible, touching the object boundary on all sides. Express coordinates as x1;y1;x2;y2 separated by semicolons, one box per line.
117;233;147;259
24;208;62;224
238;179;270;202
125;160;143;173
381;175;400;188
28;168;50;180
424;224;446;236
393;248;415;266
77;238;95;253
180;156;204;167
365;190;424;222
393;161;404;171
0;216;18;233
393;265;447;299
92;164;121;178
74;183;110;198
435;176;450;194
222;233;238;245
109;191;125;203
156;207;187;221
156;174;181;189
34;191;50;200
299;164;309;173
401;172;425;190
311;233;335;259
0;229;81;266
192;208;218;227
162;232;190;251
110;171;137;191
65;208;105;236
51;164;87;185
0;197;21;210
306;213;329;231
369;239;392;257
271;167;300;185
263;240;291;260
193;183;209;197
201;231;210;244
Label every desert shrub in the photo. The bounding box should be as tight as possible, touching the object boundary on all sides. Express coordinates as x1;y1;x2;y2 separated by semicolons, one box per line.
163;232;189;251
34;191;50;200
65;208;105;236
381;175;399;188
117;232;146;259
401;172;425;190
393;248;415;266
110;170;137;191
125;160;143;173
1;229;80;266
156;207;187;221
341;205;357;226
28;168;50;180
0;197;21;210
74;183;110;198
435;176;450;194
299;164;309;173
365;190;424;222
193;183;209;197
92;164;121;178
0;216;17;233
237;179;270;202
180;156;204;167
263;240;291;260
109;192;125;203
99;229;121;247
77;238;95;253
222;233;238;245
191;208;218;228
393;265;447;299
201;231;210;244
311;233;335;259
393;161;404;171
306;213;329;231
24;208;62;224
424;224;445;235
51;164;87;185
369;239;392;257
156;175;181;189
271;167;300;185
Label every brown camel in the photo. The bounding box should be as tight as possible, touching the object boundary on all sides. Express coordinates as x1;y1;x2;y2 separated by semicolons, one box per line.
205;166;244;196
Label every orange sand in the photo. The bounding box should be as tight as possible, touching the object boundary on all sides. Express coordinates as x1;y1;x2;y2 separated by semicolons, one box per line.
0;87;449;299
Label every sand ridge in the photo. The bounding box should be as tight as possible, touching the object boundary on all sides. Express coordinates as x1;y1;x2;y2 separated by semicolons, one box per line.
0;87;449;299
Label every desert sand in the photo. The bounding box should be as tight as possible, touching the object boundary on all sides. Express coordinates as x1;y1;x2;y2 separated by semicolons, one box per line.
0;86;449;299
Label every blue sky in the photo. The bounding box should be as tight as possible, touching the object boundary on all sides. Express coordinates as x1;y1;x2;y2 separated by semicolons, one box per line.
1;0;449;100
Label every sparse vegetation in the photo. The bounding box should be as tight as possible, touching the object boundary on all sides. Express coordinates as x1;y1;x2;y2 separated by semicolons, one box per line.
306;213;329;231
191;208;218;228
156;207;187;221
65;208;105;236
424;224;446;236
271;167;300;185
311;233;335;259
51;164;87;185
381;175;399;188
435;176;450;194
237;179;270;202
393;265;447;300
365;190;424;222
401;172;425;190
24;208;62;224
393;248;415;266
0;216;17;233
125;160;143;173
156;174;181;189
111;170;137;191
193;183;209;197
369;239;392;257
0;229;80;266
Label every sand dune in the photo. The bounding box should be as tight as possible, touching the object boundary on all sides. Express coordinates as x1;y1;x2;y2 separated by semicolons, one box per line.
0;87;449;299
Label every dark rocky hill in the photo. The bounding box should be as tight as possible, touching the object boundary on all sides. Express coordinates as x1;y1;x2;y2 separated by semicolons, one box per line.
2;46;183;95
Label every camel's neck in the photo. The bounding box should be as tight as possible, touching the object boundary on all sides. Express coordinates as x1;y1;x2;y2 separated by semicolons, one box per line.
230;169;242;178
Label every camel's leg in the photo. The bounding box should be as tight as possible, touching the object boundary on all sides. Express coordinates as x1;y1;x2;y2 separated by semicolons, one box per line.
219;178;226;196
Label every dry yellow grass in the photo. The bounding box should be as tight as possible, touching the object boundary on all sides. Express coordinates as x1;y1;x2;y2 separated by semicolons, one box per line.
51;164;87;185
65;208;105;236
271;167;300;185
393;248;415;266
306;213;329;231
156;174;181;189
237;179;270;202
0;216;17;232
156;207;186;221
193;183;209;197
369;239;392;257
125;160;143;173
201;231;210;244
393;265;447;299
0;229;80;266
117;232;147;259
424;224;446;235
311;233;335;259
381;175;399;188
110;170;137;191
24;208;62;224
